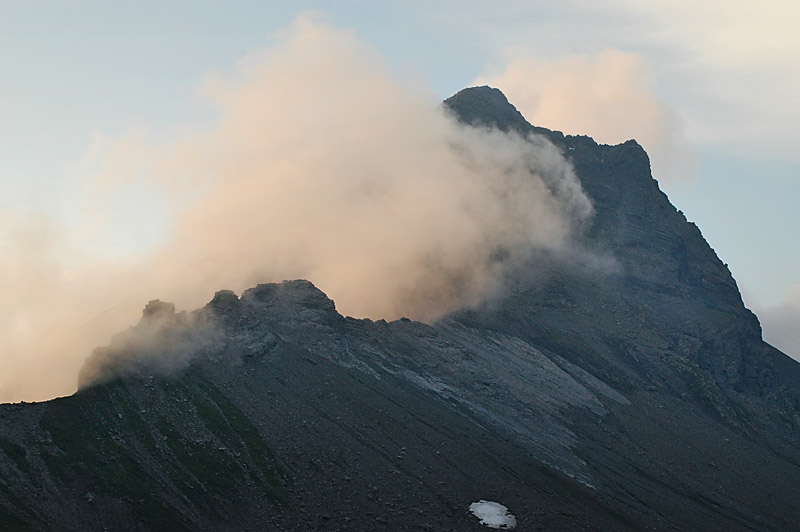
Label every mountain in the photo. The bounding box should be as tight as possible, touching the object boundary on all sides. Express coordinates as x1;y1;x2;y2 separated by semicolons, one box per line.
2;87;799;531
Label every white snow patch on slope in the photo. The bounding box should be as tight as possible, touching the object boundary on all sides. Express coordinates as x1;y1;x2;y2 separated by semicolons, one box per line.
469;500;517;529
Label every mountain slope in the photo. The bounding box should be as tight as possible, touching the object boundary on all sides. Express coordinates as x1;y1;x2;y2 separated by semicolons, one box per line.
0;283;649;531
445;87;800;444
2;87;799;531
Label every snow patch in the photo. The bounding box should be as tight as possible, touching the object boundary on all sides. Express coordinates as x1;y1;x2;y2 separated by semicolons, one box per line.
469;500;517;529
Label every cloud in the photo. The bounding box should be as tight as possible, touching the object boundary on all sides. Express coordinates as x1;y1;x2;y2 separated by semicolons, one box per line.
476;49;695;182
0;15;592;402
613;0;800;68
77;300;223;389
755;285;800;361
442;0;799;160
608;0;800;157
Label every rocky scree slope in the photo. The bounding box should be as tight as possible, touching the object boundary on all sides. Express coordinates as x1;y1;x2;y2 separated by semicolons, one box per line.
1;87;799;531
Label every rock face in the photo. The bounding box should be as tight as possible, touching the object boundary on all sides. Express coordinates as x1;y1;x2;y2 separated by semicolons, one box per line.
2;87;800;531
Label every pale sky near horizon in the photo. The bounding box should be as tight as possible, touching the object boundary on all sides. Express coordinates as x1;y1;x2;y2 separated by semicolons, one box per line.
2;1;799;357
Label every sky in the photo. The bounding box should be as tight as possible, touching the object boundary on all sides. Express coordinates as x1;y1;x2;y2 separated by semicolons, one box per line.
1;0;798;390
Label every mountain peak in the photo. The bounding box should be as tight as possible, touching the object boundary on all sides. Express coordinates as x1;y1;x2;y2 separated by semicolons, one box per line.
443;86;531;133
241;279;336;313
141;299;176;322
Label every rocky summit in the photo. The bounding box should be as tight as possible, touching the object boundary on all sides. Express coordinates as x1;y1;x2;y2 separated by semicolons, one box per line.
2;87;799;531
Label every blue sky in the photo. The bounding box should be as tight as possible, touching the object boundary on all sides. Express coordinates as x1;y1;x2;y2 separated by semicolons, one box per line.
1;1;798;359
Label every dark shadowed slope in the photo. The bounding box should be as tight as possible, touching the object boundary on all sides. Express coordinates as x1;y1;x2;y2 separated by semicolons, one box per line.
2;87;800;531
448;86;800;425
446;86;800;445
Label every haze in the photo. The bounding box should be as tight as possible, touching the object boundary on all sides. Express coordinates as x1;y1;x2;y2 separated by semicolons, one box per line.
0;18;592;402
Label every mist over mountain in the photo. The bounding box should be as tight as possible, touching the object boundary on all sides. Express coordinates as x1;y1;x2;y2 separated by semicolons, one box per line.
0;18;596;403
1;87;799;531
